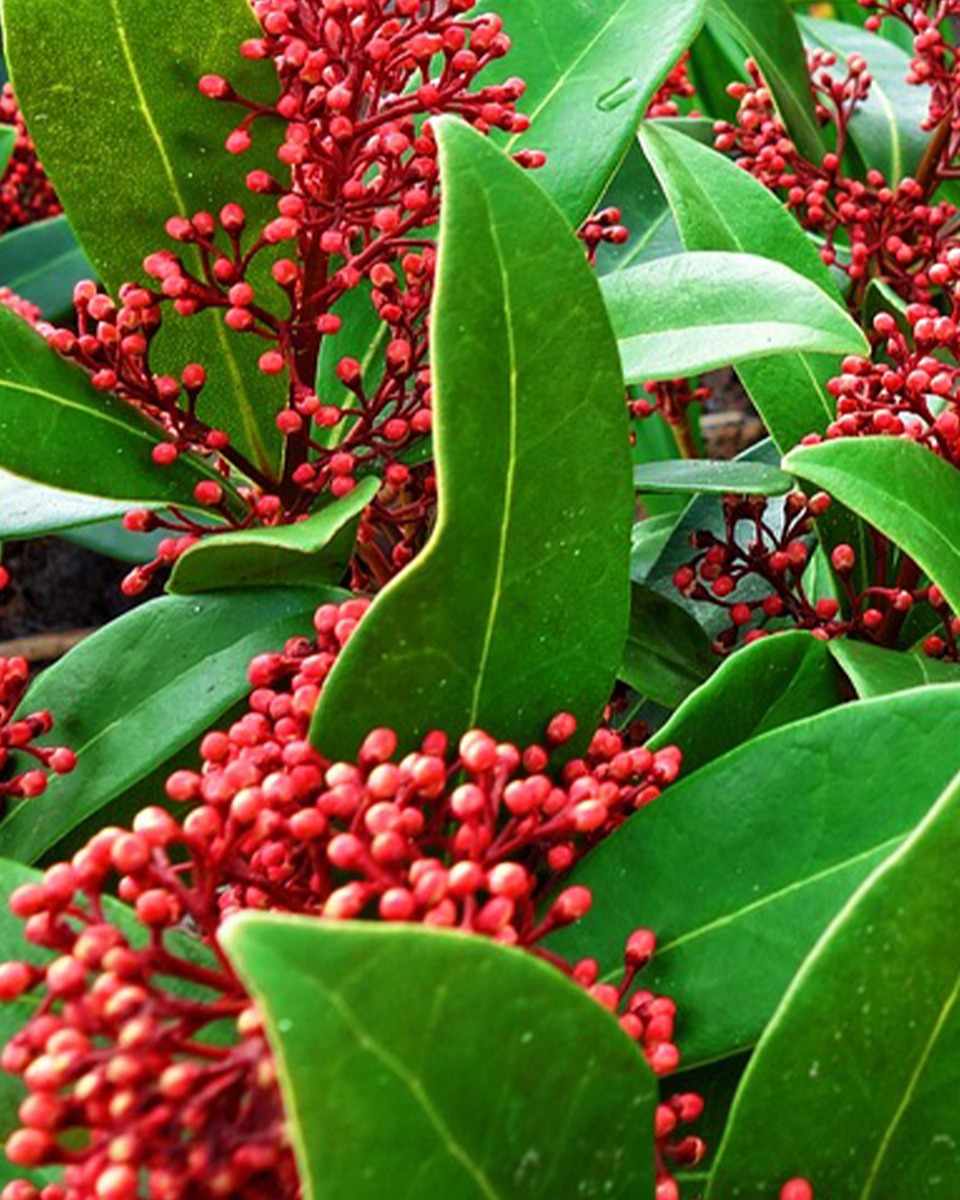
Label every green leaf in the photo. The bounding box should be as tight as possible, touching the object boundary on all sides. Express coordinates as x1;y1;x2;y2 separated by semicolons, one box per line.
620;585;716;709
310;121;632;759
0;588;341;864
223;915;657;1200
167;478;378;594
2;0;286;472
799;16;928;183
640;121;842;452
595;141;682;277
550;684;960;1072
0;125;14;175
635;459;795;496
648;630;842;775
603;251;867;383
706;765;960;1200
481;0;707;221
785;437;960;612
0;304;217;503
0;215;92;319
710;0;826;163
829;638;960;698
62;518;165;565
0;469;135;540
687;17;747;121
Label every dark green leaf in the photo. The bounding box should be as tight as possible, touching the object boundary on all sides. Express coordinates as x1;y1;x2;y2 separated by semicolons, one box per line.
310;121;632;759
0;125;13;175
224;915;657;1200
640;121;842;452
632;512;683;582
830;638;960;698
785;437;960;612
3;0;286;471
635;459;795;496
594;142;682;277
0;215;92;319
0;305;217;502
648;630;842;774
707;766;960;1200
620;585;716;709
0;588;342;864
167;478;378;594
710;0;826;162
550;684;960;1071
687;17;747;121
671;1054;751;1200
603;251;866;383
799;16;928;183
481;0;707;221
62;519;166;565
0;469;134;540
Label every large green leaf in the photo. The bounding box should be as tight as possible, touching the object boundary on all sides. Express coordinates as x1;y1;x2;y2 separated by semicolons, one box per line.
224;916;657;1200
707;766;960;1199
0;588;341;864
0;215;92;319
0;304;218;502
310;122;632;759
550;685;960;1070
648;630;843;776
0;469;135;540
640;121;842;452
620;585;716;710
482;0;707;221
167;478;378;594
799;16;928;184
830;638;960;699
2;0;286;471
635;458;795;496
710;0;826;163
785;438;960;612
603;251;866;383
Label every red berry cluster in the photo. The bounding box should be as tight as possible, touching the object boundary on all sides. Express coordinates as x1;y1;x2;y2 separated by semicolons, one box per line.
0;87;60;234
0;656;76;802
670;481;950;653
0;597;692;1200
33;2;533;590
646;53;697;120
715;53;955;303
863;1;960;153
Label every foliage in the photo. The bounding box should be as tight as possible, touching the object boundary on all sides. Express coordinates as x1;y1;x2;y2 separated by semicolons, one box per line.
1;2;960;1199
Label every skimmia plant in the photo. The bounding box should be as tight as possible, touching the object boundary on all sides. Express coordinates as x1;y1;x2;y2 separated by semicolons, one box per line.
3;0;960;1197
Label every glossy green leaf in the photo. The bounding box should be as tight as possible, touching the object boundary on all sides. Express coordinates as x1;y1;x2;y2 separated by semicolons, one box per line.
550;685;960;1071
648;630;842;775
785;437;960;612
310;122;632;759
632;512;682;582
595;142;682;277
0;469;135;540
481;0;707;221
224;915;657;1200
0;588;342;864
635;459;795;496
620;585;716;710
707;766;960;1199
710;0;826;162
640;121;842;452
2;0;286;471
603;251;866;383
686;17;747;121
0;125;14;175
0;304;217;503
830;638;960;698
167;478;378;594
799;16;928;183
62;519;166;565
0;215;92;319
